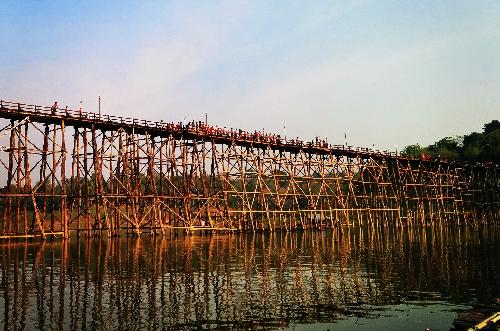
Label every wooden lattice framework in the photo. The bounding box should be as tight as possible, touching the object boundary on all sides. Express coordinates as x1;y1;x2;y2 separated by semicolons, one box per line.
0;100;498;238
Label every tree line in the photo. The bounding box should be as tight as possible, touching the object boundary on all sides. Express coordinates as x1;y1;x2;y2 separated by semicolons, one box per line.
401;120;500;163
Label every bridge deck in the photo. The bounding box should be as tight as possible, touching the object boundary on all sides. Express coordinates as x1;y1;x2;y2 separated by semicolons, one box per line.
1;99;420;163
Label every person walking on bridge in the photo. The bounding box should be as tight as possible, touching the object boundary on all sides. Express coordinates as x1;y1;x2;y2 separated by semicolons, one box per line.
50;101;58;115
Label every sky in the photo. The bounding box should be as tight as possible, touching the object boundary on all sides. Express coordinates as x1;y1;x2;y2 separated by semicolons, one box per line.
1;0;499;150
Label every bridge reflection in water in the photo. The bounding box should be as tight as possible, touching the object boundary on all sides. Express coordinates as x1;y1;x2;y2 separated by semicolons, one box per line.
1;226;499;330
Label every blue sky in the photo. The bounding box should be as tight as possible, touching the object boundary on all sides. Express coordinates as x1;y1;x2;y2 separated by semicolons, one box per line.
1;0;499;150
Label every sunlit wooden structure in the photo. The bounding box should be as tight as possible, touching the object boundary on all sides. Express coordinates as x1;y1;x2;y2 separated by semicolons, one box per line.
0;99;498;238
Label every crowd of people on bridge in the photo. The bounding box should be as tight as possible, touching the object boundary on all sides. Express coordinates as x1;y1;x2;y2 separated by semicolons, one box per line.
163;120;404;158
6;99;499;166
23;100;398;157
159;120;336;150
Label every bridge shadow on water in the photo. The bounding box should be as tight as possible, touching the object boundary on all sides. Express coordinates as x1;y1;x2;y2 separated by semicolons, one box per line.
0;225;499;330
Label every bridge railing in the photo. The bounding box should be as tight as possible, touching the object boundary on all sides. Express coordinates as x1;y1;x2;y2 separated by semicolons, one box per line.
2;99;491;167
0;99;426;161
0;99;178;132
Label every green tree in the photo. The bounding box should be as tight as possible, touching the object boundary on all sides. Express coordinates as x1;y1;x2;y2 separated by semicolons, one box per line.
462;132;485;161
401;144;425;158
427;137;460;160
483;120;500;135
401;120;499;163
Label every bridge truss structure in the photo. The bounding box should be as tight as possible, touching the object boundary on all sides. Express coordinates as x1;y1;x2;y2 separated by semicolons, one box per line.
0;100;498;238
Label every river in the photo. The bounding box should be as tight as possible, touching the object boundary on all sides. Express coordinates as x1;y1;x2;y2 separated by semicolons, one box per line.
1;226;499;330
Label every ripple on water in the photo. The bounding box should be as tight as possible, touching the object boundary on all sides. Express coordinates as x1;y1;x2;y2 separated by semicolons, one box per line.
0;226;499;330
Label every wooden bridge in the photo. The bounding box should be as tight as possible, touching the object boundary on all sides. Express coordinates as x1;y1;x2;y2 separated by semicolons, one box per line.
0;99;498;238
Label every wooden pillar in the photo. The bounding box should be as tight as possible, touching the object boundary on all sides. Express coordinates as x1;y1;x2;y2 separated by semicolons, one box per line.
51;123;57;232
60;120;68;238
2;120;15;235
82;129;90;236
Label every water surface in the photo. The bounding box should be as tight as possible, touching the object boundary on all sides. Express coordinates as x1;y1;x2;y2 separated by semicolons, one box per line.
1;226;499;330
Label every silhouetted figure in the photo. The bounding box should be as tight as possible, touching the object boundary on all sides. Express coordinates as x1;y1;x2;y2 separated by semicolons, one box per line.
50;101;58;115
